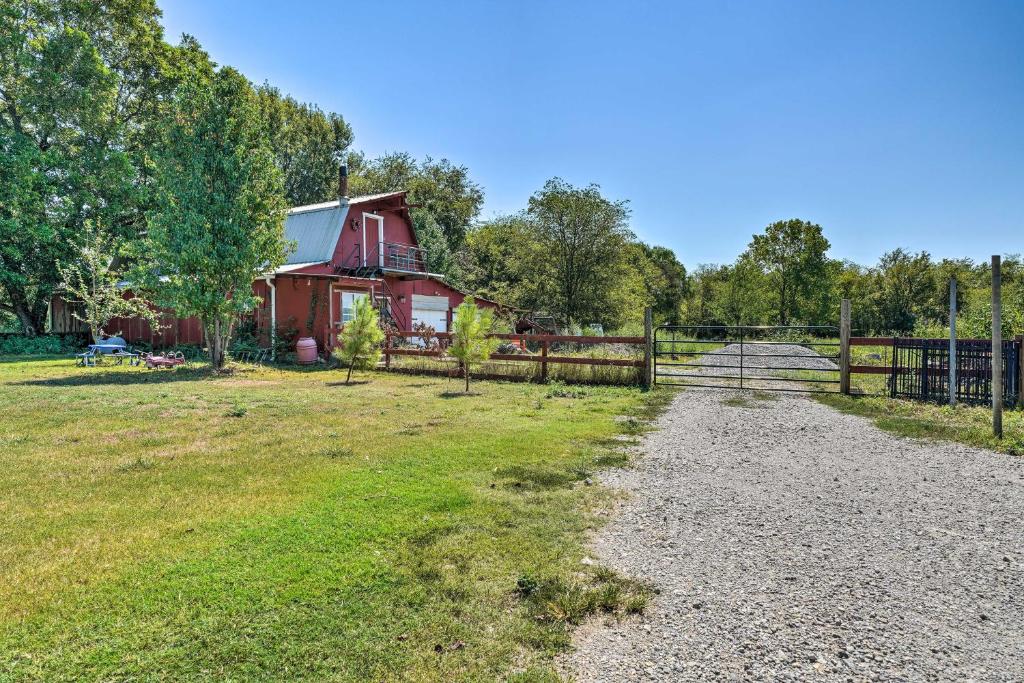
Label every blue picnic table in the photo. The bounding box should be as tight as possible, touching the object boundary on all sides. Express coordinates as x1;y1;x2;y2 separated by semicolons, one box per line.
76;337;141;366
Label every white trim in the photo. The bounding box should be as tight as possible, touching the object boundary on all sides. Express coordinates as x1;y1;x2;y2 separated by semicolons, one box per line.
264;276;277;360
287;199;343;215
270;261;329;275
361;212;383;267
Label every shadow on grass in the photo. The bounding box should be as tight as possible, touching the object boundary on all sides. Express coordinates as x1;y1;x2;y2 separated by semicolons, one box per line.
438;391;480;399
11;367;214;387
324;380;372;387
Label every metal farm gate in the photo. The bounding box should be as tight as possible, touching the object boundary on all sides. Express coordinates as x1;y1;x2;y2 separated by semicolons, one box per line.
653;325;841;394
890;337;1020;406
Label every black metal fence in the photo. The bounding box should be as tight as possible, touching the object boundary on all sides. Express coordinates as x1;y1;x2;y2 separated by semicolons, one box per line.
890;338;1021;406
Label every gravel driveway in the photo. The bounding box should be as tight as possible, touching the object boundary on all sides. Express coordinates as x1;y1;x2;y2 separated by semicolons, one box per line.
563;389;1024;682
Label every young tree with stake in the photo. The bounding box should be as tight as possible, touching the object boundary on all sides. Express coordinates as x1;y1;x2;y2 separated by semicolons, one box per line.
335;296;384;384
448;297;499;393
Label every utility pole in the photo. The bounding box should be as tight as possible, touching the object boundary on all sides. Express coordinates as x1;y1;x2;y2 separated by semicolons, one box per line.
949;278;957;406
992;256;1003;439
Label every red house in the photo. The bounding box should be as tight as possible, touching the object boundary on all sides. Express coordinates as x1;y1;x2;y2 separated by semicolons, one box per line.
52;172;498;355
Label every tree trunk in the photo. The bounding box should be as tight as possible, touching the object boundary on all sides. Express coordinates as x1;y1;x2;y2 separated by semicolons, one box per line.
14;305;39;336
9;289;46;336
464;364;470;393
211;319;225;369
346;359;354;384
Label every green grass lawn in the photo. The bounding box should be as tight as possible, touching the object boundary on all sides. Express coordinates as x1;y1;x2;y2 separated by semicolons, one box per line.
818;392;1023;456
0;357;669;681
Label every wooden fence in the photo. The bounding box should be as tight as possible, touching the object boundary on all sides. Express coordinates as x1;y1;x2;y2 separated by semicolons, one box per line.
383;330;649;386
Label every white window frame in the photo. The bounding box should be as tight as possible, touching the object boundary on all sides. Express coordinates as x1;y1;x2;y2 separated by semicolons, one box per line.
340;290;369;325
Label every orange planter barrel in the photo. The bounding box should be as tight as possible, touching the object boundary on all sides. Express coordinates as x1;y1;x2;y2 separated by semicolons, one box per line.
296;337;318;365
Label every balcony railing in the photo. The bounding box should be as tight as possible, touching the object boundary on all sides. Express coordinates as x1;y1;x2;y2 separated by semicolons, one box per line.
377;242;426;273
338;242;427;274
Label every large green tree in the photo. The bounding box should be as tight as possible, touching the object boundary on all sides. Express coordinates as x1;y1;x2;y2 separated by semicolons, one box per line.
746;219;831;326
347;151;484;257
0;0;209;334
462;214;553;313
146;67;290;368
636;243;688;324
867;249;937;334
527;178;633;327
257;85;353;206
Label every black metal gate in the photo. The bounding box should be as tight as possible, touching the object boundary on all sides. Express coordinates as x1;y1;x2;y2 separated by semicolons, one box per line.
890;338;1020;406
654;325;841;394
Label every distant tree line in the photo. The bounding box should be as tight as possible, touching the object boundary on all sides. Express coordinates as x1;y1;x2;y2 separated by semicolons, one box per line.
682;219;1022;338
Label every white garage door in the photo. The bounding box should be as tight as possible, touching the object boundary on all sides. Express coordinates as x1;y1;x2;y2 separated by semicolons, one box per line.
411;294;449;332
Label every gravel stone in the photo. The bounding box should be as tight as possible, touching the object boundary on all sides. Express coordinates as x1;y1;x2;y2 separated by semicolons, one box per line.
561;385;1024;682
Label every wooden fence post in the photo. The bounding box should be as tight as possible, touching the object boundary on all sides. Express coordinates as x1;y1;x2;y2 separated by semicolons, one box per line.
949;277;957;406
839;299;851;395
643;307;653;388
541;340;549;382
992;255;1003;439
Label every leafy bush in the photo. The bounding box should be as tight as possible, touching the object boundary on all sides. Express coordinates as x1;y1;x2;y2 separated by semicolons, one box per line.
274;317;300;359
0;334;81;356
231;319;263;355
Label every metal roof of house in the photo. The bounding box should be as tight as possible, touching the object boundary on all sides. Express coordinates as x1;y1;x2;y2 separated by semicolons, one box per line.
282;192;407;265
282;201;348;264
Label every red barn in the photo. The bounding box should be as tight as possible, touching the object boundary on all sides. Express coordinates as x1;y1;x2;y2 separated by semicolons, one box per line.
53;180;500;355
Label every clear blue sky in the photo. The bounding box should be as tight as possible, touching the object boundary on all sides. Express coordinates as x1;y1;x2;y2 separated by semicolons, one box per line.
159;0;1023;269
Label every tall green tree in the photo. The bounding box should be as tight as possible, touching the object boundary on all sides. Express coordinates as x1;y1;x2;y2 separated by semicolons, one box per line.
146;67;290;368
527;178;633;327
462;214;553;313
746;219;831;325
0;0;210;334
347;151;484;257
868;249;937;334
636;243;688;324
257;85;353;206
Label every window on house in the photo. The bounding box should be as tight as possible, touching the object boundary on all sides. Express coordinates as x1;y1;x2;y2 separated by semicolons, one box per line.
341;291;368;324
